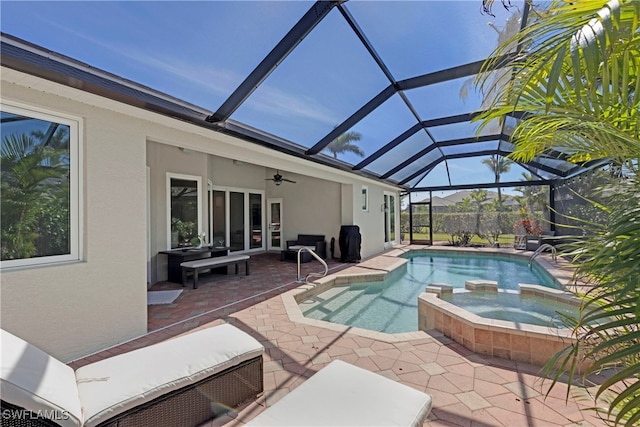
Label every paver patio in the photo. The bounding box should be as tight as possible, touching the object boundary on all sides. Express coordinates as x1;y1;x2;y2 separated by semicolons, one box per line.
69;248;608;427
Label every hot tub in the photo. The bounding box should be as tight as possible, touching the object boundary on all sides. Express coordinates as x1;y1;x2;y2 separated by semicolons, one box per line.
418;282;587;371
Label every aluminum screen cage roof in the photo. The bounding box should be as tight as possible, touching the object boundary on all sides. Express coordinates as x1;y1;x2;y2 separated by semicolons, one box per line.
0;1;599;191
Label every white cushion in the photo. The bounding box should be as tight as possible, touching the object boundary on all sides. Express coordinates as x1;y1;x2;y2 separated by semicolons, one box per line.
76;324;263;427
246;360;432;427
181;254;249;269
288;245;315;251
1;329;83;427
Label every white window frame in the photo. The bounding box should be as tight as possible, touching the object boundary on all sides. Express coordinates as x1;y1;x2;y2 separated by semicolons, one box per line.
361;185;369;212
166;173;203;250
384;191;397;247
0;102;82;269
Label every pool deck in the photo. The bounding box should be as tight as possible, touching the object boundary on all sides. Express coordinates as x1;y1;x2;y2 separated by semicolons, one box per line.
70;245;609;426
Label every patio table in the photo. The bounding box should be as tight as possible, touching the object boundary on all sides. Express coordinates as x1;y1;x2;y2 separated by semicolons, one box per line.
159;246;230;284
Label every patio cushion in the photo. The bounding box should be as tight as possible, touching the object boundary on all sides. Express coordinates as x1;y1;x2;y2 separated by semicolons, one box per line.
76;324;263;427
1;329;84;427
246;359;432;427
287;245;316;252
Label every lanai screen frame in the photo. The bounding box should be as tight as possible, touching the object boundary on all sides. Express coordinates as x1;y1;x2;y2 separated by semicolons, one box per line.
1;1;605;194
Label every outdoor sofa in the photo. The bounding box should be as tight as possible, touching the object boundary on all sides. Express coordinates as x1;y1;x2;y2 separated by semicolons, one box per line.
1;324;264;427
281;234;327;262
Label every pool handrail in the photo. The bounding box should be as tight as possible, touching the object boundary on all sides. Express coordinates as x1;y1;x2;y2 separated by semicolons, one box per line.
296;247;328;283
529;243;557;268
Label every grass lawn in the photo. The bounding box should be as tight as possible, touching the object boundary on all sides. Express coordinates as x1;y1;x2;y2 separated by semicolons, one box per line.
408;232;517;246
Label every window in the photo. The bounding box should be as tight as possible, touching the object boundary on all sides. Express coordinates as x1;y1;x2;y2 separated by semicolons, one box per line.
1;104;80;268
361;185;369;211
167;174;202;248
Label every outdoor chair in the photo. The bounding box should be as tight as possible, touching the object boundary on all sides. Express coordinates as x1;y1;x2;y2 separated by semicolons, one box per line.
526;230;556;251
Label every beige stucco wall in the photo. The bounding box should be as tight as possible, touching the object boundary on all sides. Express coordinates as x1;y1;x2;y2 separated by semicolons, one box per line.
263;169;341;245
350;183;388;259
1;81;148;362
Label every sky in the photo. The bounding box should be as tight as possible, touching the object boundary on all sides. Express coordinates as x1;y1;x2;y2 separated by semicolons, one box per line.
1;1;536;191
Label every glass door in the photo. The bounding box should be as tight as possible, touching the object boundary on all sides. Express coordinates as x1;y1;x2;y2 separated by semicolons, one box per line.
267;198;283;251
383;193;396;247
229;191;245;251
211;187;264;252
250;193;263;249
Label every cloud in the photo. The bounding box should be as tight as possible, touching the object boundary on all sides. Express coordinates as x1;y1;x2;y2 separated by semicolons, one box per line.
245;85;340;125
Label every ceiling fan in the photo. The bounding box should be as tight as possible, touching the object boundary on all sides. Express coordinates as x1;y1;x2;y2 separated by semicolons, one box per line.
266;170;296;186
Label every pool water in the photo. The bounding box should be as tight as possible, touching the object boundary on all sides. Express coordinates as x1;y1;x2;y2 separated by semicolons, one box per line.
300;251;560;333
440;291;578;327
407;252;556;291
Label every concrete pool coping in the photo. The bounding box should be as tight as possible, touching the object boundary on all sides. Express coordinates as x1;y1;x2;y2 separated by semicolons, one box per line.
281;245;581;344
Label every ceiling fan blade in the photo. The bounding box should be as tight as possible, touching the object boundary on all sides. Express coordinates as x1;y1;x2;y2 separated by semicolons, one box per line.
283;179;296;183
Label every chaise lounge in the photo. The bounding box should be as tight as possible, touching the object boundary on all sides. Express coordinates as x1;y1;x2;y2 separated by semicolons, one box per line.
1;324;264;427
246;360;433;426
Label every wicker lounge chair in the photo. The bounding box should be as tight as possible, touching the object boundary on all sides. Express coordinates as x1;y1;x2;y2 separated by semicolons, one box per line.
1;324;264;427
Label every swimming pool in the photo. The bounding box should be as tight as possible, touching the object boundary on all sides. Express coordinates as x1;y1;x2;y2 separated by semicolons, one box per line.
299;251;560;333
406;252;556;290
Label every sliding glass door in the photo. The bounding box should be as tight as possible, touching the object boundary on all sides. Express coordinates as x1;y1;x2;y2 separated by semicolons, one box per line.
229;191;245;250
384;192;396;247
211;186;264;252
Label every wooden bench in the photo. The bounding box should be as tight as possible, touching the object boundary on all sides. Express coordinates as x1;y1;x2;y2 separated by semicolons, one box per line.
181;254;250;289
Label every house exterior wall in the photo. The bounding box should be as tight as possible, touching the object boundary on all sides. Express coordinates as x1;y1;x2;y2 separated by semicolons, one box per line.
264;170;342;247
1;67;402;361
350;184;387;259
1;80;148;362
337;183;399;259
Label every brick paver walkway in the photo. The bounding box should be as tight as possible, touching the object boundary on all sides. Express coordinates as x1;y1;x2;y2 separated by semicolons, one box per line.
69;248;608;427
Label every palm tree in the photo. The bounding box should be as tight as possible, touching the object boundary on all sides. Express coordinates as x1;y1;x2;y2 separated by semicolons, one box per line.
482;155;512;238
514;171;547;221
469;189;488;237
1;130;70;259
325;131;364;159
481;0;516;16
481;155;512;200
475;1;640;424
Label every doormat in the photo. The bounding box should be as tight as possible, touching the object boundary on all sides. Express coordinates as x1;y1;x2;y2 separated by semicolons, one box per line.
147;290;183;305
